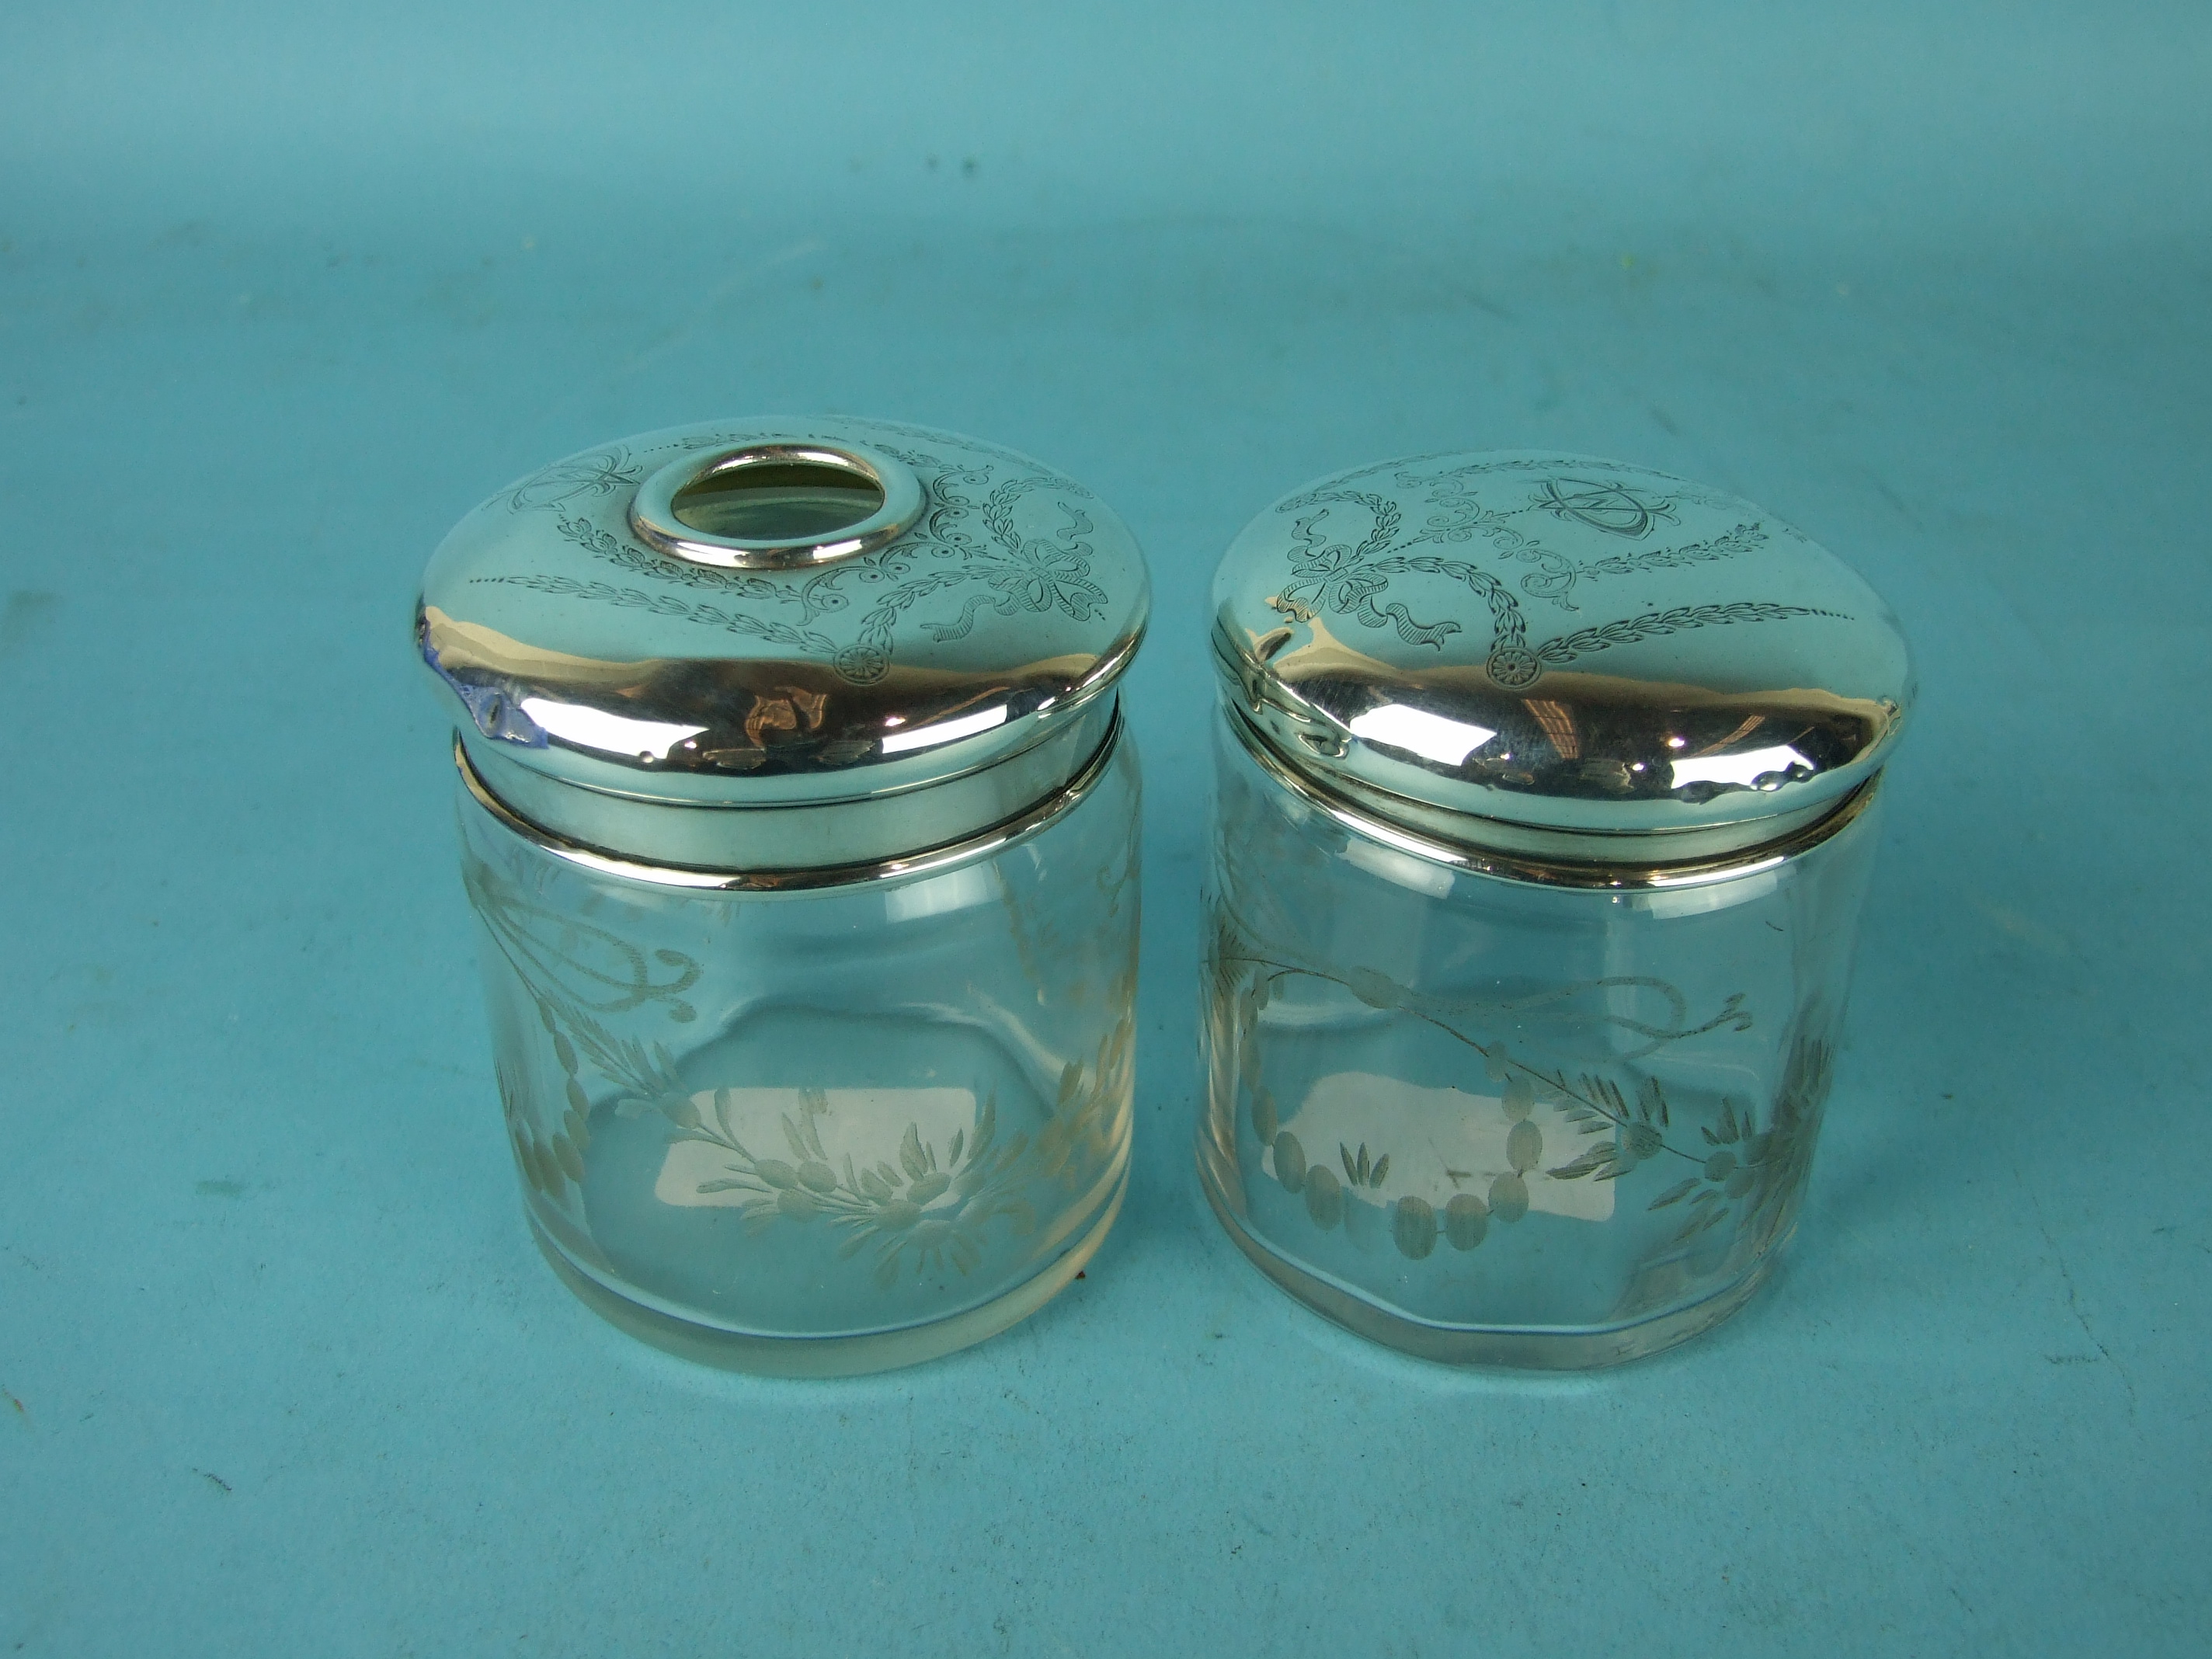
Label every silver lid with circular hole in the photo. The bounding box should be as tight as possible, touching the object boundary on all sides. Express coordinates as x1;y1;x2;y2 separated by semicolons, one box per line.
1211;450;1911;868
417;417;1149;874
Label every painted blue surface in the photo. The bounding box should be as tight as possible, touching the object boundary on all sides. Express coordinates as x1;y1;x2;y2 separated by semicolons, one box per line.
2;4;2207;1653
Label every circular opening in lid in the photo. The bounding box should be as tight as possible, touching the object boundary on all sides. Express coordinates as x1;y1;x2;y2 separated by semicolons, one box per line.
671;454;885;541
628;440;926;570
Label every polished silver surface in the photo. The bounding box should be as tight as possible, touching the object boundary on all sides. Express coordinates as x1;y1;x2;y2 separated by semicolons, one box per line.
462;695;1116;875
627;441;925;570
1226;701;1878;891
1212;451;1912;856
455;703;1125;893
416;416;1150;860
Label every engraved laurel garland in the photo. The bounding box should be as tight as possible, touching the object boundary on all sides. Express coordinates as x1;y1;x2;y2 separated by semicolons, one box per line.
481;432;1114;687
1268;464;1847;690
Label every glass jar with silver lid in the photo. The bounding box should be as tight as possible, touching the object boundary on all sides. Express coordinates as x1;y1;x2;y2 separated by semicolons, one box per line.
417;418;1148;1375
1198;452;1911;1367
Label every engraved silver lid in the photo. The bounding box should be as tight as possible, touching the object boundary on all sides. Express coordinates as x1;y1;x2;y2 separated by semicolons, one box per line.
1212;451;1911;867
418;417;1149;873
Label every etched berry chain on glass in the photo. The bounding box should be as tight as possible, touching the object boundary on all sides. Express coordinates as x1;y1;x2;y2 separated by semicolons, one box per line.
1198;452;1911;1368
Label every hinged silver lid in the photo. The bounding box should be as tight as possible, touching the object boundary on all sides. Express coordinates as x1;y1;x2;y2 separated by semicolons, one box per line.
418;417;1148;874
1212;451;1912;864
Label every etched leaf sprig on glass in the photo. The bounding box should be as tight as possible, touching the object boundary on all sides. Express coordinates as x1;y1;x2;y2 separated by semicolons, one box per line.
1638;1035;1831;1253
674;1086;1039;1289
1207;931;1800;1267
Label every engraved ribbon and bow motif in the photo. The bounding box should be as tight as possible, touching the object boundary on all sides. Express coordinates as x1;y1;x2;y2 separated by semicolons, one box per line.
485;433;1118;687
1269;462;1845;690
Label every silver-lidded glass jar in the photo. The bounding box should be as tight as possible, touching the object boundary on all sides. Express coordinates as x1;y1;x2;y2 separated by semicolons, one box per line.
1198;452;1911;1368
417;417;1148;1376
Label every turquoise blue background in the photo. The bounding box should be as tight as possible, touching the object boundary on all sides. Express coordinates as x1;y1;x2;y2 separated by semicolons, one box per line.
3;3;2207;1653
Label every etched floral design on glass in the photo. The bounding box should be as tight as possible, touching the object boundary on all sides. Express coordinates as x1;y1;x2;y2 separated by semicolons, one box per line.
461;734;1141;1358
1198;720;1880;1365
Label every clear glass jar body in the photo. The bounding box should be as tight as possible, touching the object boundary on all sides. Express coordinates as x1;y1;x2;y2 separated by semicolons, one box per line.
1198;715;1881;1369
459;732;1139;1376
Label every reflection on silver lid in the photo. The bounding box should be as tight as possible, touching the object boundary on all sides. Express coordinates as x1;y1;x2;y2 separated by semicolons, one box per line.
1212;451;1912;862
416;417;1151;814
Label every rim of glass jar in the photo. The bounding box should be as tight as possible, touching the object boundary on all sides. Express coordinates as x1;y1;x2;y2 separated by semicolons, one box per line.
457;704;1125;894
1224;704;1878;892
